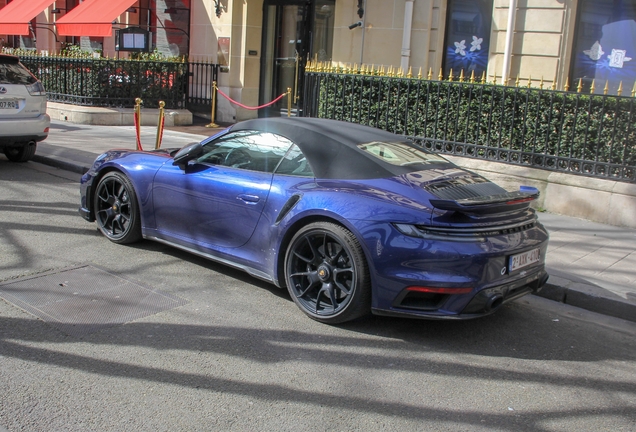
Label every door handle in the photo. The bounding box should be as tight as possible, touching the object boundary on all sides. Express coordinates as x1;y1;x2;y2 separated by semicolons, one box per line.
237;194;260;204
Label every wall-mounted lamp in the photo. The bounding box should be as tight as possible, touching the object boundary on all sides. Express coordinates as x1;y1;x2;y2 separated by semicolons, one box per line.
126;7;137;13
164;8;178;14
213;0;224;18
348;21;362;30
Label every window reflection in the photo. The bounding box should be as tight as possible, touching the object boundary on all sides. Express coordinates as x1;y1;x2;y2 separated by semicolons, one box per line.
197;130;293;173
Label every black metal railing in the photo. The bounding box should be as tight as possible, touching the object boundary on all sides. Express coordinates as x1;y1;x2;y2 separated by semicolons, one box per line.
185;60;219;116
21;55;189;109
303;67;636;183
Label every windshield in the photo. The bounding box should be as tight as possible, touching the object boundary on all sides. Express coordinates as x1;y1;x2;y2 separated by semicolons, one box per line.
358;141;449;166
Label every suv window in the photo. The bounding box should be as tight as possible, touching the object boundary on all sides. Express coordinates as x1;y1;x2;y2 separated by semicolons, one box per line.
0;62;37;85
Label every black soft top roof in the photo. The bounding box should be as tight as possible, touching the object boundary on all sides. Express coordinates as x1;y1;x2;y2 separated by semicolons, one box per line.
230;117;448;179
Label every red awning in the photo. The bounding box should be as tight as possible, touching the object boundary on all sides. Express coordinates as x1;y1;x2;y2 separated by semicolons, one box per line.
56;0;137;37
0;0;56;36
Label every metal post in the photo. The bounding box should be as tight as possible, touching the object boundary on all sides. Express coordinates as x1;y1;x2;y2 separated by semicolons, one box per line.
206;81;219;128
287;87;292;117
155;101;165;150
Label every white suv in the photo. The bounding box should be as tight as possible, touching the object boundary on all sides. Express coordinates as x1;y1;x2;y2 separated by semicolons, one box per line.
0;54;50;162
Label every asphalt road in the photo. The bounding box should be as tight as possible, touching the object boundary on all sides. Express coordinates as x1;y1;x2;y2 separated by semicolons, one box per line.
0;157;635;432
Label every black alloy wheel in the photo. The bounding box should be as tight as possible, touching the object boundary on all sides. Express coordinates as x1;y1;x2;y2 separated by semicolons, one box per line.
94;172;142;244
285;222;371;324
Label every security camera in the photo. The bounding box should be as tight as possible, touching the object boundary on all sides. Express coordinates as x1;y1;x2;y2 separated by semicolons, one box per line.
348;21;363;30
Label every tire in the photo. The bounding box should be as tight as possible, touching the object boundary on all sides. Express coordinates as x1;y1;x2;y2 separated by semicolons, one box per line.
4;142;36;162
94;172;142;244
284;222;371;324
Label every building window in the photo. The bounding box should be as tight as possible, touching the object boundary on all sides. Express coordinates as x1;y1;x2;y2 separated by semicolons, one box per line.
442;0;493;79
571;0;636;95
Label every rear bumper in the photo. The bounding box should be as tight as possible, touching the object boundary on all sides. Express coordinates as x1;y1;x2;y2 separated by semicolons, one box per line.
372;268;549;320
0;113;50;145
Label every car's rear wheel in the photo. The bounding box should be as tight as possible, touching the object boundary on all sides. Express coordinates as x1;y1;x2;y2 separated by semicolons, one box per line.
285;222;371;324
94;172;142;244
4;142;36;162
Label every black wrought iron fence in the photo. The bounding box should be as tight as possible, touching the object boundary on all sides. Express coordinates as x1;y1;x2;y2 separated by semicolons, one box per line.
20;55;189;109
303;64;636;183
185;60;219;116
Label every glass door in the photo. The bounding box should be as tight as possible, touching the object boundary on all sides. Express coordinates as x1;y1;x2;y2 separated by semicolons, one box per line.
259;0;335;117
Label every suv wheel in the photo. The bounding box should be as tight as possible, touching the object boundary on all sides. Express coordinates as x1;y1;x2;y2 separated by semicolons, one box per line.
4;142;37;162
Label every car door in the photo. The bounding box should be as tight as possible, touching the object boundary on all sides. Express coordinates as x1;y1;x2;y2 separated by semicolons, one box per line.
152;130;293;249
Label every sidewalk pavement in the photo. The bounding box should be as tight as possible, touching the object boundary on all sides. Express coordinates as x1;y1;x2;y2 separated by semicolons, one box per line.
29;120;636;324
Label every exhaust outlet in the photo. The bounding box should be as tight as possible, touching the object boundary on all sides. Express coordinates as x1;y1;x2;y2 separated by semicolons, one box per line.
485;294;503;312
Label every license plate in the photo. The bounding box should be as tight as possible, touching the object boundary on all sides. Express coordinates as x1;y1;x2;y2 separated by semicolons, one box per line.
509;248;541;272
0;100;17;109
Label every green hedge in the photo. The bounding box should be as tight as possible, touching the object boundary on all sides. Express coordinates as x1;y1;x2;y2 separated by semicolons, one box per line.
19;55;188;109
310;73;635;178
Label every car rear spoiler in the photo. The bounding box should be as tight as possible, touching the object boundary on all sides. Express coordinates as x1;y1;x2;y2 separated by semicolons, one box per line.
430;187;540;215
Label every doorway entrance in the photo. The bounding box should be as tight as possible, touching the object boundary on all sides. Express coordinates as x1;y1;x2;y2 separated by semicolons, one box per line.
259;0;335;117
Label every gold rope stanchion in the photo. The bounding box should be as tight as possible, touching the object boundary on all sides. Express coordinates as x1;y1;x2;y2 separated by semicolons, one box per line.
287;87;292;117
134;98;143;151
155;101;165;150
206;81;219;128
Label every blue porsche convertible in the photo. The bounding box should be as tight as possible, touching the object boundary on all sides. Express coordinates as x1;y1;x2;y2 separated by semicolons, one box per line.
79;117;549;323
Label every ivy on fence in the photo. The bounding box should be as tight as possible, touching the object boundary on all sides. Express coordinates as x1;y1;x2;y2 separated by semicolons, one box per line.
17;53;188;109
306;71;635;182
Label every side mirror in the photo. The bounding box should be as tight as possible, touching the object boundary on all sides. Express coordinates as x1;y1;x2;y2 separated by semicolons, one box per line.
172;142;204;168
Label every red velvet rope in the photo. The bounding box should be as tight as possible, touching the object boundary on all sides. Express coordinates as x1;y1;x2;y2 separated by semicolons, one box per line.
216;87;287;110
133;110;144;151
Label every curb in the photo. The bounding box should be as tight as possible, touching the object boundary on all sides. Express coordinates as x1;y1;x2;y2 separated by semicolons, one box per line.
534;275;636;323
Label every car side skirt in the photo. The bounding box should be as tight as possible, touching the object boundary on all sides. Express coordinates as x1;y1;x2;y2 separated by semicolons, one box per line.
145;235;277;285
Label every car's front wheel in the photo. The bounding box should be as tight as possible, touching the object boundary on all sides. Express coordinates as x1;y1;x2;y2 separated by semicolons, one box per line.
3;142;36;162
94;172;142;244
285;222;371;324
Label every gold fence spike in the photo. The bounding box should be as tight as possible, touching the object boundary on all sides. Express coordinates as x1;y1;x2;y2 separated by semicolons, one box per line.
438;68;444;81
469;70;475;83
370;64;375;75
407;66;412;78
540;76;544;89
617;81;623;96
448;69;454;81
481;71;486;84
492;75;497;85
459;69;465;82
590;79;595;94
577;78;583;93
398;67;404;77
527;75;532;88
603;80;609;95
515;76;520;87
632;81;636;97
418;67;423;79
564;77;570;92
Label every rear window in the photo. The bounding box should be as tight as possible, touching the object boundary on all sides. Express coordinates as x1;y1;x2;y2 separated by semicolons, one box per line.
0;63;37;85
358;141;448;166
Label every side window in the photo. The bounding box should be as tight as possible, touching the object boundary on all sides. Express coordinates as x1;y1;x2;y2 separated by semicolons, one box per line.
196;130;293;173
274;144;314;177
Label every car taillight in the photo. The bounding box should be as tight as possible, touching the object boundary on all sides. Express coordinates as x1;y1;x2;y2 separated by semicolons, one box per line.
406;286;473;294
26;81;46;96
